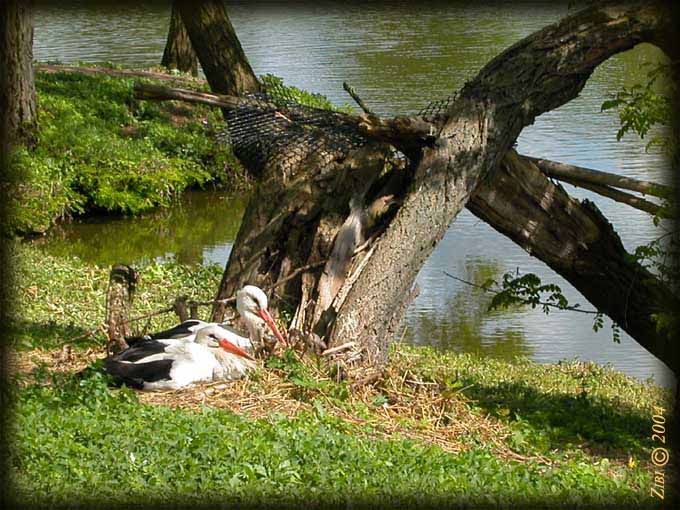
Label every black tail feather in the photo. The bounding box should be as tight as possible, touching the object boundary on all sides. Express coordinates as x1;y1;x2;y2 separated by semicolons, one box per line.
103;357;173;390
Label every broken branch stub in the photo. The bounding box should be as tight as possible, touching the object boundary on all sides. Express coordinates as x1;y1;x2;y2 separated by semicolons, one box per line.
105;264;138;353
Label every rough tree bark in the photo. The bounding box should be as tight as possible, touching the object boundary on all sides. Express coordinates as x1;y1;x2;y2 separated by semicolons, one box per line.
210;140;400;330
202;1;675;372
468;151;679;375
0;0;38;151
176;0;260;95
161;1;198;76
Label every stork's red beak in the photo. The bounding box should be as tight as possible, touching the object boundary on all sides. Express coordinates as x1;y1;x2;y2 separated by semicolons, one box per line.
258;308;288;346
219;339;255;360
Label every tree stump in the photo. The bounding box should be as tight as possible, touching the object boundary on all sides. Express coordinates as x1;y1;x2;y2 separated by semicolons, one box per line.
173;295;189;322
105;264;138;353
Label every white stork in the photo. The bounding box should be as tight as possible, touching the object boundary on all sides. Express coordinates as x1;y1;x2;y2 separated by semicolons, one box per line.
104;324;256;391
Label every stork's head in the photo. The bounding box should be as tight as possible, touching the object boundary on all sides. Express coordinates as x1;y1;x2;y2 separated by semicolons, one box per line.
236;285;287;345
194;325;254;359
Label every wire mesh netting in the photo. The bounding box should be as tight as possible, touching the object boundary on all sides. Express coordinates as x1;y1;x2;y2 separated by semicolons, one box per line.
219;81;370;178
218;79;458;176
417;93;458;117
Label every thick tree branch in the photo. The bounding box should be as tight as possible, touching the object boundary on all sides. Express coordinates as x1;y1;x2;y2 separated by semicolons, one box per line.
525;155;672;197
468;150;679;375
462;2;672;129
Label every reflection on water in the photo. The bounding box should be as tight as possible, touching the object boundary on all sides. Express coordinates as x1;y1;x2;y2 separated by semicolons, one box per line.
33;191;246;266
32;3;675;387
403;259;532;361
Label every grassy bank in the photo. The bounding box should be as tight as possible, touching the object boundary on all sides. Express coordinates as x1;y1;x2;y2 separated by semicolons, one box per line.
8;241;675;508
6;63;245;236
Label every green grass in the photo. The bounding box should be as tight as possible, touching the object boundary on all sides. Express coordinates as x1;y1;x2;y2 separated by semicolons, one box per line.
8;241;675;508
395;347;670;456
6;65;241;235
9;366;660;508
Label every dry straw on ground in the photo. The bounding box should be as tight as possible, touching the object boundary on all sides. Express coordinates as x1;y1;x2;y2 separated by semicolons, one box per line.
10;344;552;465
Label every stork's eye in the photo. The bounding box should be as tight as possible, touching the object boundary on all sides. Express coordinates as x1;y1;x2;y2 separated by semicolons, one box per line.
209;334;217;339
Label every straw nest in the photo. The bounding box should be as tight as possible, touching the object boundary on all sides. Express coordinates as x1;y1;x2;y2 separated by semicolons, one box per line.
9;344;552;465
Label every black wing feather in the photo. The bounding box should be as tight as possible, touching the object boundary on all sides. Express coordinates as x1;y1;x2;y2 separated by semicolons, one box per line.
148;320;204;340
124;320;204;345
110;339;169;363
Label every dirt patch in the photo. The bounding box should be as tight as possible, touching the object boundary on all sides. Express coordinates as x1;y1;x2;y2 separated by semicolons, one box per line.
9;345;104;377
159;103;205;126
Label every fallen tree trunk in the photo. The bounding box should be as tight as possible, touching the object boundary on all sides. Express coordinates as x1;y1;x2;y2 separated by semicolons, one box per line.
468;151;679;375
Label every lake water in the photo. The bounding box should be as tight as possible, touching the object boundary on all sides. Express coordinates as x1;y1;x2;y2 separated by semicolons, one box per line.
31;1;676;387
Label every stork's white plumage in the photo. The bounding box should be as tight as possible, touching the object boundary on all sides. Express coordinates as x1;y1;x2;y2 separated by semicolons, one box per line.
125;285;287;354
104;325;257;391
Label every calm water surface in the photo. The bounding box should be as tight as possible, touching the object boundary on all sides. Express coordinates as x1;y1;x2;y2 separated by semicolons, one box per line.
32;2;675;387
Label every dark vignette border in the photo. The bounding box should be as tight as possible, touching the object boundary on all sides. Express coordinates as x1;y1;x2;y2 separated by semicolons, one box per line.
1;1;679;509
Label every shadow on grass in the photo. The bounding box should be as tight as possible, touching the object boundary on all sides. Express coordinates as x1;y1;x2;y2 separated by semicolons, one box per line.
461;376;668;458
8;320;100;351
